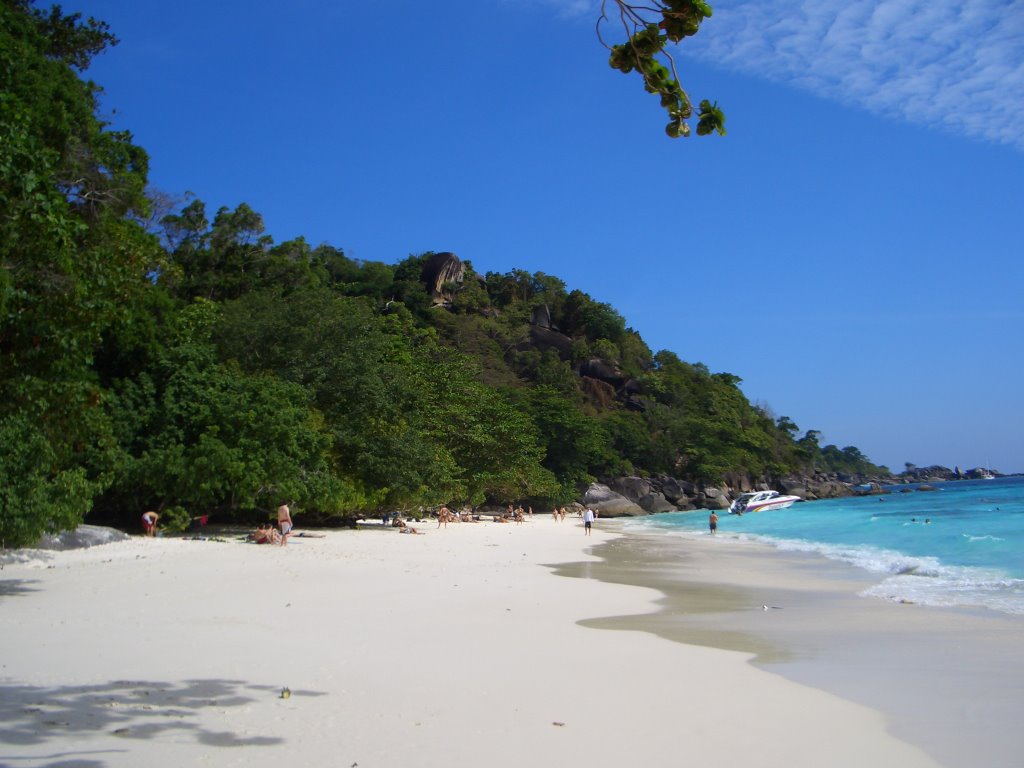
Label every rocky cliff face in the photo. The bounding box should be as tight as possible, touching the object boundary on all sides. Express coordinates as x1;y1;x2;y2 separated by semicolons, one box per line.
421;252;465;306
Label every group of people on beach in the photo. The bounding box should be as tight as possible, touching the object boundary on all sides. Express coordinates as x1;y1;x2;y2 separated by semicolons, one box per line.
434;504;527;527
248;504;297;545
142;498;611;541
550;505;597;535
503;504;529;523
142;503;295;546
247;503;295;545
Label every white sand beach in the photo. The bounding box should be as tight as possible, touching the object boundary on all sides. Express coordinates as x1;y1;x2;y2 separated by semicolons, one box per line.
0;518;957;768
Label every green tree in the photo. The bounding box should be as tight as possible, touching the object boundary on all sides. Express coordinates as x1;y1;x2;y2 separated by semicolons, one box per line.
517;386;616;493
410;346;558;505
0;0;154;545
100;300;354;522
216;288;442;509
561;290;626;342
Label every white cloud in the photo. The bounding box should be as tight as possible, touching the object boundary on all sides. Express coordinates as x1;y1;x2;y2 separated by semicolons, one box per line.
686;0;1024;148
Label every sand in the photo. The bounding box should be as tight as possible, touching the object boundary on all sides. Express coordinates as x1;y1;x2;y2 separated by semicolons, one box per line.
0;516;978;768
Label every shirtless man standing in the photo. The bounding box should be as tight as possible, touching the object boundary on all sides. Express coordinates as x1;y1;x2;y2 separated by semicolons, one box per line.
277;503;293;546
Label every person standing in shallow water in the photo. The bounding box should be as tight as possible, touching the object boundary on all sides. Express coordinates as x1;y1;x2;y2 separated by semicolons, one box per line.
709;511;718;535
583;507;595;535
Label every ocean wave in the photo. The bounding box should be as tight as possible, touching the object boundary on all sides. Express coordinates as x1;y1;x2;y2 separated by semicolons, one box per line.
623;518;1024;616
746;534;1024;614
861;575;1024;615
962;533;1005;543
749;535;945;576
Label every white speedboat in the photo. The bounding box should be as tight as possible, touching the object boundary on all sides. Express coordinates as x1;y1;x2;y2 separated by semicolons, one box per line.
728;490;801;515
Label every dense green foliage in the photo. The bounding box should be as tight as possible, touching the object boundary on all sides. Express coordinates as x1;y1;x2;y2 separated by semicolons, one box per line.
1;0;155;545
0;2;881;545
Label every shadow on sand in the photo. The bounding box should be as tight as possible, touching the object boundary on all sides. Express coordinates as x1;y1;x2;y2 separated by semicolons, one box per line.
0;578;41;599
0;677;325;765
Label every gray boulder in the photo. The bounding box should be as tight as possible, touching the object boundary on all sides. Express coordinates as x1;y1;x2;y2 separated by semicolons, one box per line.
578;358;628;389
531;304;553;329
420;252;465;306
35;525;130;551
609;476;652;503
656;477;696;505
583;483;646;517
696;487;731;510
526;325;574;358
638;492;677;513
778;477;809;497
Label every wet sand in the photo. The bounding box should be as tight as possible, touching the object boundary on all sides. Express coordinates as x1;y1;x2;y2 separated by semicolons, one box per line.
553;528;1024;768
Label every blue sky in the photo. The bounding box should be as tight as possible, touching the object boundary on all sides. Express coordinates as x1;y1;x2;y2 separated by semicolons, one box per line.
72;0;1023;473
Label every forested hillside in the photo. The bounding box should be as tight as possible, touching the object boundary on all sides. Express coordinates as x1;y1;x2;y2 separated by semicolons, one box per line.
0;2;886;546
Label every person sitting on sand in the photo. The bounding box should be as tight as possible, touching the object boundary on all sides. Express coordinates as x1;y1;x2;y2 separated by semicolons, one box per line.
252;523;281;545
142;511;159;537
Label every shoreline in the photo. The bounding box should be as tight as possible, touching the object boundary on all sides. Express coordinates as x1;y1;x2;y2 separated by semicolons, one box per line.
559;524;1024;768
0;519;957;767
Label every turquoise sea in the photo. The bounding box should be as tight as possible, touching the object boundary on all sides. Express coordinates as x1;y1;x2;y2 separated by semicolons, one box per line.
625;476;1024;615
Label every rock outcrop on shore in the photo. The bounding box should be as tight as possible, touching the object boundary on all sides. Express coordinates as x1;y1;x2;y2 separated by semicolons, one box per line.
583;484;645;517
899;465;1002;482
581;463;1007;517
34;524;130;550
583;471;867;517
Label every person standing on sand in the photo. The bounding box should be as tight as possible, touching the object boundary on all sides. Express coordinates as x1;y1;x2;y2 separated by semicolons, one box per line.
438;506;450;528
277;503;293;546
141;511;159;537
583;507;595;536
709;511;718;535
